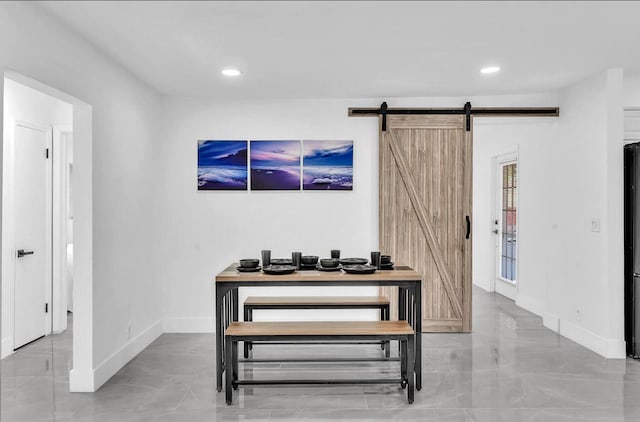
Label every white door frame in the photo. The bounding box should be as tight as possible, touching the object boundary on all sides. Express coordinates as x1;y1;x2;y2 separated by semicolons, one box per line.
52;125;72;334
1;119;52;355
492;151;519;300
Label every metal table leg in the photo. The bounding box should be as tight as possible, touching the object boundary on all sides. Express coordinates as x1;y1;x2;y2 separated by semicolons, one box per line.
414;282;422;391
216;286;224;392
243;305;250;359
407;334;415;404
225;335;233;404
232;289;239;321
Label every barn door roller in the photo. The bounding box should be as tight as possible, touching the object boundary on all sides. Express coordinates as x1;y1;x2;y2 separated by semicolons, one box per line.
349;102;559;132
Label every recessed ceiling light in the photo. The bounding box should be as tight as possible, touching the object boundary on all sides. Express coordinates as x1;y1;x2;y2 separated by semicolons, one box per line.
221;68;241;77
481;66;501;75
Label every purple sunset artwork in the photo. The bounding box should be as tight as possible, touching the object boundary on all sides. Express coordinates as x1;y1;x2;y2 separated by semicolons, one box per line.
250;140;301;190
303;140;353;190
197;140;248;190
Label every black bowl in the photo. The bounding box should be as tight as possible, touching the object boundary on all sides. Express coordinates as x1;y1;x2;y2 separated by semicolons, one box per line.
301;255;319;265
239;259;260;268
339;257;369;266
320;258;340;268
380;255;392;265
270;258;293;265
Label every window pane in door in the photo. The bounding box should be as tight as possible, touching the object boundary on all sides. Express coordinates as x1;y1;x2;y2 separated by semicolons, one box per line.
500;163;517;282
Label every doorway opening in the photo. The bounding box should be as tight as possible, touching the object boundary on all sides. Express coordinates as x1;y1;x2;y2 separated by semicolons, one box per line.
494;153;518;300
2;77;74;357
0;70;96;396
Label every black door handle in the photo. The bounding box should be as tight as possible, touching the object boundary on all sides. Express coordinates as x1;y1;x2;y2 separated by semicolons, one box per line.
465;216;471;239
17;249;34;258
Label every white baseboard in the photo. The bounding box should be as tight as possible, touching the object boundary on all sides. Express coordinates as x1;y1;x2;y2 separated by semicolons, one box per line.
556;318;625;359
472;280;493;292
162;317;214;333
515;295;546;318
69;368;95;392
543;313;560;333
70;320;163;392
1;337;13;359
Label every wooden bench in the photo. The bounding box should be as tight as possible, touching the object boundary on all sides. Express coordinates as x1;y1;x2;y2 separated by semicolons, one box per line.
243;296;391;358
224;320;415;404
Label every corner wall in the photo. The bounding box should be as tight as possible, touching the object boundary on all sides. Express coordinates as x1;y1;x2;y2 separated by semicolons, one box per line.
0;3;163;390
472;70;626;358
544;69;625;358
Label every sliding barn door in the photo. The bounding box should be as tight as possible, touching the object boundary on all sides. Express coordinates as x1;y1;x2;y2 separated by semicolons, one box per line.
380;115;472;332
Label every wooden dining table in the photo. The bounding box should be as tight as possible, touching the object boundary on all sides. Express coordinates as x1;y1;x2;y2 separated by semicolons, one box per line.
214;264;423;392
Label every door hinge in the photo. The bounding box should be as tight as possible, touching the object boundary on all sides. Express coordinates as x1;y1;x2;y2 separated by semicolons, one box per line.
45;148;50;159
45;303;49;313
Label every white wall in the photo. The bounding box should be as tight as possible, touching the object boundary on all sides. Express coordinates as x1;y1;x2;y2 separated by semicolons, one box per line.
544;69;625;358
471;70;626;358
2;78;72;357
625;72;640;141
0;3;162;390
472;117;558;317
625;72;640;107
157;93;558;331
158;97;380;330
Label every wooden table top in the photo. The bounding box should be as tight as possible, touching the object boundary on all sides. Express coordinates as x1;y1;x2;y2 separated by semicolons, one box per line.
244;296;391;305
225;320;415;336
215;264;421;283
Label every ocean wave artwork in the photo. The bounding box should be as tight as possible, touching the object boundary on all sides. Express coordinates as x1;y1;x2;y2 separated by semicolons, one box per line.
303;140;353;190
250;140;301;190
197;140;248;190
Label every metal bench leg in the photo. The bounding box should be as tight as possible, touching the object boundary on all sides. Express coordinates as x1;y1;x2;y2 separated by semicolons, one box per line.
243;306;250;358
225;336;233;404
379;305;387;350
383;305;391;358
407;335;415;404
248;309;253;351
398;288;406;356
232;339;239;390
400;336;407;385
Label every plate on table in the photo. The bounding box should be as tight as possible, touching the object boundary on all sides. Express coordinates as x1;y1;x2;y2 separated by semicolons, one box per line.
262;265;297;275
342;264;377;274
270;258;293;265
299;263;318;271
339;258;369;266
316;264;343;272
236;266;262;273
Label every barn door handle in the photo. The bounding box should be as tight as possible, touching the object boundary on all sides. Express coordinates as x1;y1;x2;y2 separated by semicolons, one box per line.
17;249;34;258
465;216;471;239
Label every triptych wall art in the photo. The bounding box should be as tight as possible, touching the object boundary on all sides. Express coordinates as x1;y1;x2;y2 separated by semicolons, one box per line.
197;140;353;191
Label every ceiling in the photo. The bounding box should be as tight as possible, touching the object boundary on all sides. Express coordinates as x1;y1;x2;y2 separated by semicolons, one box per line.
39;1;640;100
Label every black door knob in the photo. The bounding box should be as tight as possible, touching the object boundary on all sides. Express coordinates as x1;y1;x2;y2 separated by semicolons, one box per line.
17;249;34;258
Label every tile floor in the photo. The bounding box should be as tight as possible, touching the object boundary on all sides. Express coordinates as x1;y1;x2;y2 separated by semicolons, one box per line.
3;288;640;421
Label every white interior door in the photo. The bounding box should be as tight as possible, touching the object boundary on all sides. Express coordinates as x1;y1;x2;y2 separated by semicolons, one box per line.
13;121;51;349
494;156;518;301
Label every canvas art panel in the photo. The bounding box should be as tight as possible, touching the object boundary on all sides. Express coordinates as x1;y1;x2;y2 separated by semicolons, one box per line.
197;140;248;190
303;140;353;190
250;140;301;190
